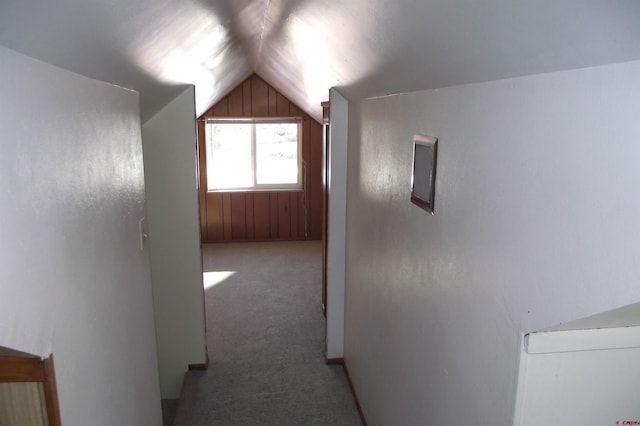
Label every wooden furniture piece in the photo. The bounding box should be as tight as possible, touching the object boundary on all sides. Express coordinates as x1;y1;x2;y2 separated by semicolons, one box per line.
0;346;61;426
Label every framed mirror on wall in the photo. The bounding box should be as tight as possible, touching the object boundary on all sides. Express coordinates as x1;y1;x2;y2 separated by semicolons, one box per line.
410;134;438;214
0;346;61;426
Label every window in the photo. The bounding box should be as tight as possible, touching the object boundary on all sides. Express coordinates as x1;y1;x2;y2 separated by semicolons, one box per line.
204;118;302;192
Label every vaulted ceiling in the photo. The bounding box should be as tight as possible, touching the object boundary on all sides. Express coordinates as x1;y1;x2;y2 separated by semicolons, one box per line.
1;0;639;123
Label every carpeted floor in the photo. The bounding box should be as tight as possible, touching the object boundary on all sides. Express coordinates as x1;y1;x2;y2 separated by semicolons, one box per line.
171;240;362;426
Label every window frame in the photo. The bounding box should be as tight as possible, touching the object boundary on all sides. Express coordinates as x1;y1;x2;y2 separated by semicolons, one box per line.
204;117;303;193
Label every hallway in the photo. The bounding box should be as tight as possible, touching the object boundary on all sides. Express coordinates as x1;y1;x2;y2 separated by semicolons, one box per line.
171;241;361;425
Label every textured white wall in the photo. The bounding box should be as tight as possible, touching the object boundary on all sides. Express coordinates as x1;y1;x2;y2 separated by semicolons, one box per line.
326;88;349;359
0;46;162;425
344;60;640;425
142;87;206;398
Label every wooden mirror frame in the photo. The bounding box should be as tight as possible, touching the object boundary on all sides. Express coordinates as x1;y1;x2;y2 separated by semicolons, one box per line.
0;346;61;425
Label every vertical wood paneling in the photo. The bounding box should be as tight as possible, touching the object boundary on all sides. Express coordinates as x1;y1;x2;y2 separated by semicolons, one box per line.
301;117;311;237
298;189;306;237
206;194;223;241
213;97;229;116
222;193;232;240
290;193;299;239
198;74;324;242
278;193;291;238
242;79;252;116
276;93;289;116
228;86;243;116
197;120;207;239
269;193;279;238
301;118;311;168
253;193;270;239
246;195;255;239
230;193;247;239
309;120;323;239
268;87;277;116
251;77;269;116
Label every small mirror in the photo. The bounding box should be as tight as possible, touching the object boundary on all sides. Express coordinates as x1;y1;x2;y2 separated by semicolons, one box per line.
410;134;438;214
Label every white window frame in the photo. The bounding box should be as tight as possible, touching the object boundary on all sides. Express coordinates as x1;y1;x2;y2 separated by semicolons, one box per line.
204;117;303;192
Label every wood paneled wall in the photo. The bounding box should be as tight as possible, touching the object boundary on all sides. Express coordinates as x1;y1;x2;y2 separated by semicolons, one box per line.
198;74;324;242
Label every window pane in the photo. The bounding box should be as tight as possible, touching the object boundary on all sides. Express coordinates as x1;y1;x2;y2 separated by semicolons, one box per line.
206;123;252;190
255;123;299;185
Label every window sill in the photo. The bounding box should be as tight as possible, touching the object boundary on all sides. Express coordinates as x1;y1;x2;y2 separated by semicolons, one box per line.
207;188;304;194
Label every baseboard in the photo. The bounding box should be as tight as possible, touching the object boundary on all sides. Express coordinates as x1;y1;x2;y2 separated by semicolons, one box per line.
188;353;209;371
326;357;368;426
325;357;344;365
188;363;207;371
202;237;322;244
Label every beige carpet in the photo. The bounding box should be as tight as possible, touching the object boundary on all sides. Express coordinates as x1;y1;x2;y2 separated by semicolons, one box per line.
171;241;362;426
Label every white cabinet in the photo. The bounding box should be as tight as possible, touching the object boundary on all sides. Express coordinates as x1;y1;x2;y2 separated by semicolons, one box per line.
514;303;640;426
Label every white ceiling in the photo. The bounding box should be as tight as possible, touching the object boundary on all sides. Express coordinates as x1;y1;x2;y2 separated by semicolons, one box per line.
1;0;639;122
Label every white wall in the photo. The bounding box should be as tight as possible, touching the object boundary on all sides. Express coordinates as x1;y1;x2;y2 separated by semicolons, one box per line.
142;87;206;398
0;46;162;425
344;60;640;425
326;88;349;359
